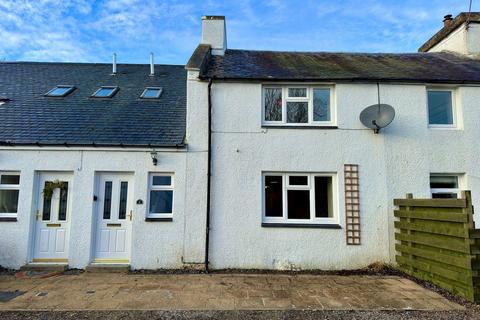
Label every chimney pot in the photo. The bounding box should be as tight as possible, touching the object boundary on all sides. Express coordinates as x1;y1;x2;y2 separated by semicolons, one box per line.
443;14;453;28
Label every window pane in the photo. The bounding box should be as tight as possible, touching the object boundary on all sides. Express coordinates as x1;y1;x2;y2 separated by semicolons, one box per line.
430;175;458;189
313;89;330;121
103;181;112;219
265;176;283;217
95;88;115;97
264;88;282;121
315;176;333;218
0;190;19;213
152;176;171;186
58;182;68;221
1;175;20;185
42;182;52;220
432;193;458;199
289;176;308;186
48;87;73;96
118;181;128;220
287;190;310;219
150;190;173;214
287;102;308;123
288;88;307;97
143;88;161;98
428;91;453;125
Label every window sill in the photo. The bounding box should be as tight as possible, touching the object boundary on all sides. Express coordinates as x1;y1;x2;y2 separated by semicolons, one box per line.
262;222;341;229
262;125;338;129
145;217;173;222
0;217;17;222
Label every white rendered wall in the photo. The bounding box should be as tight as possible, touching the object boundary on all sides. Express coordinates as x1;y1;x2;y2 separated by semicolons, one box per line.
205;81;480;270
0;148;205;270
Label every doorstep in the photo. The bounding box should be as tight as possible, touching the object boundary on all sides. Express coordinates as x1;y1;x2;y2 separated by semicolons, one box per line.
85;263;130;273
20;263;68;272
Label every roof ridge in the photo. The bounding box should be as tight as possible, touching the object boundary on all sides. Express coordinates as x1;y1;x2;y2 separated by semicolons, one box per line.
0;61;185;67
224;49;448;56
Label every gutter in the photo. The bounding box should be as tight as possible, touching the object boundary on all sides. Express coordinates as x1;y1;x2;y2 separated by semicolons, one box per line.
0;141;186;149
205;77;214;273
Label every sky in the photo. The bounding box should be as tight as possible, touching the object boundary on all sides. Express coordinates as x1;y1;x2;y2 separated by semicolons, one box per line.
0;0;477;65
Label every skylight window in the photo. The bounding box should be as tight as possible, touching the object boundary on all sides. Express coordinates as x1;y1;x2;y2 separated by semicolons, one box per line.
140;87;163;99
92;86;119;98
45;86;75;97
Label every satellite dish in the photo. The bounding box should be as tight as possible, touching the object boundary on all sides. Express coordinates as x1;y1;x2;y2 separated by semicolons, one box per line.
359;104;395;134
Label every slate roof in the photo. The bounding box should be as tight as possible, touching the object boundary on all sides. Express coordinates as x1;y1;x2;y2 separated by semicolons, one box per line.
0;62;186;147
200;49;480;83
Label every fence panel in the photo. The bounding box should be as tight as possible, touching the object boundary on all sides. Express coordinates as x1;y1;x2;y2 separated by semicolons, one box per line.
394;191;479;302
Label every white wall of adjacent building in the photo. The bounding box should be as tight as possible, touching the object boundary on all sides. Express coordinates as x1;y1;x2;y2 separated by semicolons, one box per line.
428;23;480;57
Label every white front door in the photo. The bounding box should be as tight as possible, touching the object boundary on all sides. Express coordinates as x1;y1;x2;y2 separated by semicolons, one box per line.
33;172;73;263
93;173;134;263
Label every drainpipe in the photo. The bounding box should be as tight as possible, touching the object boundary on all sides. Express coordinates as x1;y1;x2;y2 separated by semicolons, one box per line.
205;77;214;273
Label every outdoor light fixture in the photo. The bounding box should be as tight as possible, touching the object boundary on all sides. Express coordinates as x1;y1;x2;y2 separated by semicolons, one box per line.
150;150;158;166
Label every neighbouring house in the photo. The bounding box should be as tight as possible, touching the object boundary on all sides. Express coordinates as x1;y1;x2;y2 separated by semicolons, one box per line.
0;12;479;271
0;63;206;270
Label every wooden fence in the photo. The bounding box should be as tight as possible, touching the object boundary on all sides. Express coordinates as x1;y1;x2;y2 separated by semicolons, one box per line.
394;191;480;302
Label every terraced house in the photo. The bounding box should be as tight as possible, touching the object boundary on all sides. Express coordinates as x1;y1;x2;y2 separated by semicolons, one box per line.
1;12;480;271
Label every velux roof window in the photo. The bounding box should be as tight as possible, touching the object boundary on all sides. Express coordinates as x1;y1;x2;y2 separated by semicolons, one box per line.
140;87;163;99
45;85;75;97
92;86;119;98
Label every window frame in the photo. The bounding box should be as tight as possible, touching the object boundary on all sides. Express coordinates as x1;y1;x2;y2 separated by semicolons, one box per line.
262;172;338;225
92;86;119;98
430;173;462;198
147;173;174;218
262;85;335;127
44;85;76;97
140;87;163;99
0;171;20;218
427;87;457;129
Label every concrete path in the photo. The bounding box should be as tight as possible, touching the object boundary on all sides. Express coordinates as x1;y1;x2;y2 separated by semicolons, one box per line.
0;273;462;311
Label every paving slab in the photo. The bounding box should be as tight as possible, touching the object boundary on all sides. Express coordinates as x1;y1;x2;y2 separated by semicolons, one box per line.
0;272;463;311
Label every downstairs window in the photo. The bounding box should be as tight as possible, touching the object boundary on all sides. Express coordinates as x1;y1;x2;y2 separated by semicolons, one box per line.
430;174;460;198
148;174;174;218
263;173;336;225
0;172;20;218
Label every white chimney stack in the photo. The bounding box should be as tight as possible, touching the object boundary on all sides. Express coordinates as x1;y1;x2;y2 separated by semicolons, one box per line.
112;53;117;75
201;16;227;56
150;52;155;76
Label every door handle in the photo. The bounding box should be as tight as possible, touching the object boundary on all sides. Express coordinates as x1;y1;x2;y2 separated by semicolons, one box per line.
36;210;41;221
127;210;133;221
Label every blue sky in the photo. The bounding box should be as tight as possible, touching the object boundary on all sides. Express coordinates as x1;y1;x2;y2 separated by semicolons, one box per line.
0;0;476;64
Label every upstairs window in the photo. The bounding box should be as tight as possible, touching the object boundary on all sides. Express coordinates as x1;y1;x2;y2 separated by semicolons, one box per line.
0;172;20;217
263;173;336;225
430;174;460;199
140;87;163;99
45;85;75;97
263;86;333;126
427;89;455;127
92;86;119;98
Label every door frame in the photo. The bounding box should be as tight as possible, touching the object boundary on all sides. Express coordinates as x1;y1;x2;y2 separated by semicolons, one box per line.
29;171;74;264
91;171;135;264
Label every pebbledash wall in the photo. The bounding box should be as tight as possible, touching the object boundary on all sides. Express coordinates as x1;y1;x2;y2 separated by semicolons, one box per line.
0;148;206;270
200;81;480;270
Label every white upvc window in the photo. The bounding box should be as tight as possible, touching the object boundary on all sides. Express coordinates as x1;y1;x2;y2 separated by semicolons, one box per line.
427;88;457;128
262;172;338;225
430;174;461;198
147;173;174;218
262;85;335;126
0;172;20;218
